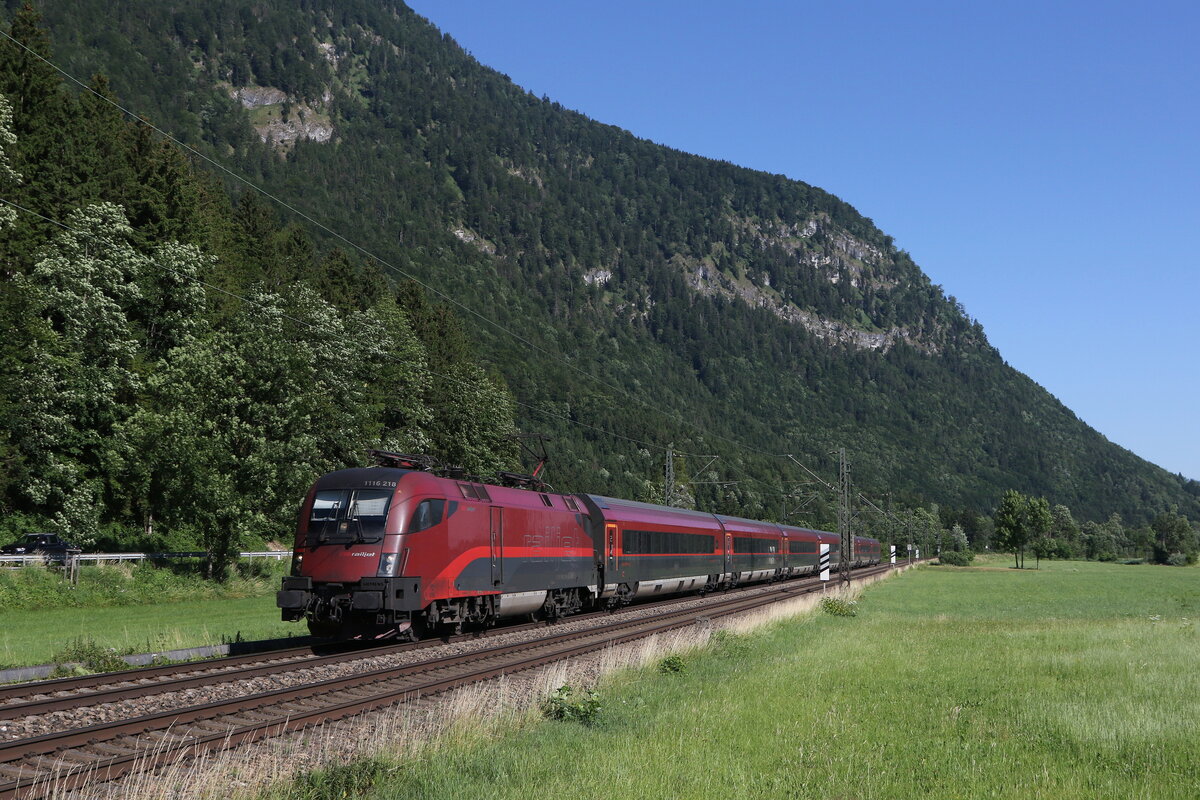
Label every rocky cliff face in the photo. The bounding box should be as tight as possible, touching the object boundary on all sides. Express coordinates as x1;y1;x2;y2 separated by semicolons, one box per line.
680;212;928;353
685;254;925;353
228;85;333;149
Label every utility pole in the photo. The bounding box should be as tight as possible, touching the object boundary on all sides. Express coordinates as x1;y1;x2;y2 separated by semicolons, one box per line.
907;517;914;563
837;447;852;585
664;443;675;507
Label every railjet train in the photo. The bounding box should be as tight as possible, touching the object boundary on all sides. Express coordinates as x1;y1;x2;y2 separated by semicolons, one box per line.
277;453;881;638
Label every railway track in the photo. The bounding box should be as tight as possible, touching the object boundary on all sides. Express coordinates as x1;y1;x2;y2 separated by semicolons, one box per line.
0;562;903;798
0;579;789;719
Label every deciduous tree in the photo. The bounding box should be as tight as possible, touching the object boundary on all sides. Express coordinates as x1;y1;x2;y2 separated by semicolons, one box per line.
993;490;1049;569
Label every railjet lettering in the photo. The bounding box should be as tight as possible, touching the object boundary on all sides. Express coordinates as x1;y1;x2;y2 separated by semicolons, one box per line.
351;552;378;558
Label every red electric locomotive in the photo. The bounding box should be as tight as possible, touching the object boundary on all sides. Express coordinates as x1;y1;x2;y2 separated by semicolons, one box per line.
277;453;881;639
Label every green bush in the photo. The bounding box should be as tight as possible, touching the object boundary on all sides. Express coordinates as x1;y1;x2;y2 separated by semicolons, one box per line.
285;757;390;800
819;597;859;617
91;523;206;555
49;638;128;675
1166;552;1190;567
657;654;686;674
542;685;602;726
0;512;51;546
0;558;289;610
938;550;974;567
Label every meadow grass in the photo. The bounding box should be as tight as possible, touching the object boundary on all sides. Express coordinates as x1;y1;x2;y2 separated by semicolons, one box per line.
268;560;1198;800
0;561;301;668
0;594;303;668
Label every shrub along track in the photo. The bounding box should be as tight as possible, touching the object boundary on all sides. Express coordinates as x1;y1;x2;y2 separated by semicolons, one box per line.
0;563;901;798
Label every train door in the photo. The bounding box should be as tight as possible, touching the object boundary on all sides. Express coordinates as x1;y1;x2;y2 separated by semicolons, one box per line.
489;507;504;587
605;523;619;577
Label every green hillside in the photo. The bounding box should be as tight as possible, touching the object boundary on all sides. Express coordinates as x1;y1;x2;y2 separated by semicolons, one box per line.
5;0;1199;532
0;3;516;568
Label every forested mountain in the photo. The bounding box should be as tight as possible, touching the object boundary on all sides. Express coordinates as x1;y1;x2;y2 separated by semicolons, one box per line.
0;4;516;567
3;0;1198;543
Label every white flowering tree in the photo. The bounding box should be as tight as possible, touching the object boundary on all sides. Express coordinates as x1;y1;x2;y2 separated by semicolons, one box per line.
21;203;147;543
0;93;19;228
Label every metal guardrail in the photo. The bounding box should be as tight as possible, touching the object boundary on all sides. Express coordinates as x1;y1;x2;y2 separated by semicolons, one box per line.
0;550;290;565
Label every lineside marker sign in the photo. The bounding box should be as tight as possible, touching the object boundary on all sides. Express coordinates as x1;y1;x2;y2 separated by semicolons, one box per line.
819;543;830;581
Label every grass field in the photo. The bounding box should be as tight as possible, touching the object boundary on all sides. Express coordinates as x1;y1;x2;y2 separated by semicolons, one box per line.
265;558;1198;800
0;576;302;669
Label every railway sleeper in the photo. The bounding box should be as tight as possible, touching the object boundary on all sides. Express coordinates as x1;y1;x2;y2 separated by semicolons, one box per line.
220;714;276;729
56;748;106;765
182;721;234;735
29;754;77;772
85;741;138;756
143;730;195;744
0;764;39;781
275;701;325;713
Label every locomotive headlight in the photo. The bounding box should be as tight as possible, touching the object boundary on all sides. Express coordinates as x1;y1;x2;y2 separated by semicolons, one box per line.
290;551;304;576
377;553;400;577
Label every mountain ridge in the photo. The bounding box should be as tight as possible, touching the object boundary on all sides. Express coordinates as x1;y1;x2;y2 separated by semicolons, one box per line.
11;0;1199;526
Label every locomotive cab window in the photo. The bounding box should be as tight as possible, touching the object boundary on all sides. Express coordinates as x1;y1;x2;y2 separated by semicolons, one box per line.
407;499;446;533
307;489;392;544
310;492;342;524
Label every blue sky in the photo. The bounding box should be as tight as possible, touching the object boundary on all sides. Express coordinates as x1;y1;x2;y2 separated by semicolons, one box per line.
407;0;1199;481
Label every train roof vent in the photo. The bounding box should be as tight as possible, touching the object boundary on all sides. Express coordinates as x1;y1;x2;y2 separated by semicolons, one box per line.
458;483;492;502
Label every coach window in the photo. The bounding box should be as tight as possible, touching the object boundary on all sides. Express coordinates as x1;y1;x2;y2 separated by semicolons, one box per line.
408;499;446;533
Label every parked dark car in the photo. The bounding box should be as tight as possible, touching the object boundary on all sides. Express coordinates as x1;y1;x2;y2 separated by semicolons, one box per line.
0;532;82;562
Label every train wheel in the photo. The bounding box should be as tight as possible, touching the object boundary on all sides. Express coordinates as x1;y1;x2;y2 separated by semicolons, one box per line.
405;616;429;641
306;619;340;638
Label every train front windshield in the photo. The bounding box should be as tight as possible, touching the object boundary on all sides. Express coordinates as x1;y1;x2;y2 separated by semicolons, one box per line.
306;488;392;544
